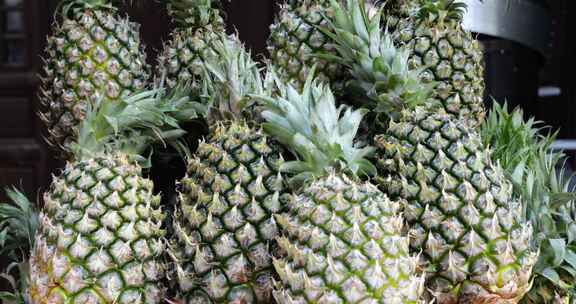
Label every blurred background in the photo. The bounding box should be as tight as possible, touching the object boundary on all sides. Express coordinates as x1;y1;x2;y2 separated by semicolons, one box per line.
0;0;575;202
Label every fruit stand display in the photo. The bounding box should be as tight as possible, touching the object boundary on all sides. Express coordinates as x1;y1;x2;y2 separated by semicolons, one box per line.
1;0;575;303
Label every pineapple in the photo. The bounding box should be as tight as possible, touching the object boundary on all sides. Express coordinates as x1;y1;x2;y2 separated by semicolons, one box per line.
169;35;289;303
39;0;150;154
267;0;347;93
252;70;424;303
383;0;486;128
322;1;537;302
481;104;576;304
155;0;227;94
28;88;196;304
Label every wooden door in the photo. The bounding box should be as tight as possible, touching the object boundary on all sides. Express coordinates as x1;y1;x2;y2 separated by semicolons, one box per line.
0;0;54;203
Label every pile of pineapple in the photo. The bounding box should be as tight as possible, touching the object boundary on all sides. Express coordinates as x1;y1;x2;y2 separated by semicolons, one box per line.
2;0;576;303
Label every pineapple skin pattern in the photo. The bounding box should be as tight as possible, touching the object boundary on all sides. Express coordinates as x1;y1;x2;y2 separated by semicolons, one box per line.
155;1;225;91
274;173;424;304
385;3;486;128
155;25;221;90
268;0;347;92
39;9;149;152
376;109;537;303
170;121;289;303
28;154;166;303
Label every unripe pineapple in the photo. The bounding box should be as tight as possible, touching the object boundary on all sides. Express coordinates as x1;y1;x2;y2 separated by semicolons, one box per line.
29;155;166;304
481;104;576;304
322;1;537;302
155;0;227;94
253;71;424;303
28;88;197;304
39;0;150;154
383;0;486;128
376;109;536;303
267;0;347;93
169;35;289;303
274;174;424;304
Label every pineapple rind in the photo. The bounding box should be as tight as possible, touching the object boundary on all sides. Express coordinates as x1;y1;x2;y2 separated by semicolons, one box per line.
155;1;226;91
39;9;149;153
375;108;537;303
386;11;486;128
155;26;222;91
268;0;347;92
171;121;289;303
28;154;166;304
274;173;424;304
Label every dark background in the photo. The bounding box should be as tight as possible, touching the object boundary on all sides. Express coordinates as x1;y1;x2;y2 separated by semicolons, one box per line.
0;0;575;205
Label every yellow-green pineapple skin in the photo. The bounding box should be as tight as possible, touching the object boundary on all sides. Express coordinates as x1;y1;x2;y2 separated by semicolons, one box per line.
268;0;347;92
375;108;537;303
39;9;150;152
28;154;166;304
384;1;486;128
155;0;225;91
273;173;424;303
171;121;289;303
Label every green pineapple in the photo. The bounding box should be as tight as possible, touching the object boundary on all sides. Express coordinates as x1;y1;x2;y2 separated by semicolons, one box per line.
481;103;576;304
28;88;196;304
0;188;38;304
39;0;150;154
169;35;289;303
155;0;227;94
267;0;348;93
252;70;424;303
322;1;537;302
383;0;486;128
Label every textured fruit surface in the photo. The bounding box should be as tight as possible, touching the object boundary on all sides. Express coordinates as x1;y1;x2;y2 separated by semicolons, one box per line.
375;108;536;303
268;0;347;92
385;8;486;128
28;154;166;304
274;173;423;304
39;10;149;152
154;0;225;91
171;121;288;303
155;27;221;90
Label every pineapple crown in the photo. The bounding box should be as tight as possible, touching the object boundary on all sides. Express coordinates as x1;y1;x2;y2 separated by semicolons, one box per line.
417;0;468;23
0;188;38;257
481;102;555;174
71;86;200;163
203;34;265;123
165;0;225;28
58;0;125;17
252;68;376;184
0;190;36;304
0;188;37;304
321;0;433;121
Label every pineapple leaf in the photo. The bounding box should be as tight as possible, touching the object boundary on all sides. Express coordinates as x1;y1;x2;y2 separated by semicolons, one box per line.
417;0;469;22
564;250;576;270
0;189;36;304
253;67;375;181
72;84;199;161
165;0;224;28
540;267;561;285
320;0;433;120
482;102;576;302
202;34;264;123
0;187;38;256
549;239;567;267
